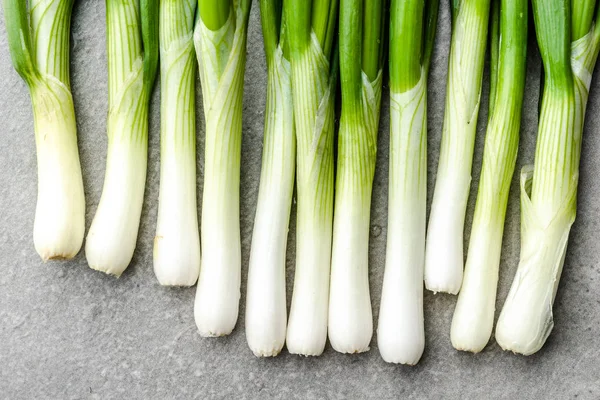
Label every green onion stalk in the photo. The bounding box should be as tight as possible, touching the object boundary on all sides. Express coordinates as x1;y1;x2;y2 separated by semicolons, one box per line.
245;0;295;357
496;0;600;355
153;0;200;286
193;0;251;337
85;0;159;276
3;0;85;261
377;0;439;365
424;0;492;294
285;0;339;356
451;0;527;353
328;0;385;354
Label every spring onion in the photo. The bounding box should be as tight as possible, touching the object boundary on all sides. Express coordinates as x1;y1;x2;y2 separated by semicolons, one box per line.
3;0;85;261
153;0;200;286
85;0;159;276
193;0;251;337
328;0;385;354
451;0;527;353
245;0;295;357
495;0;600;355
285;0;339;356
377;0;439;365
424;0;492;294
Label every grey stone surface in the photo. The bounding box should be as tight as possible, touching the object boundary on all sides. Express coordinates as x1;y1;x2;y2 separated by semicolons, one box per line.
1;2;600;399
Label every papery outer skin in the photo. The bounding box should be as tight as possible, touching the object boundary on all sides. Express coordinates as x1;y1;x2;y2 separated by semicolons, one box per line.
424;0;491;294
496;31;599;355
153;0;200;287
26;0;85;260
31;78;85;261
286;33;336;356
194;5;250;337
495;166;575;354
377;76;426;365
246;47;295;357
329;71;382;354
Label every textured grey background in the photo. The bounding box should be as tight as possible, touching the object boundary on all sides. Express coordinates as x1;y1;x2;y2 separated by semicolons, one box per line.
1;1;600;399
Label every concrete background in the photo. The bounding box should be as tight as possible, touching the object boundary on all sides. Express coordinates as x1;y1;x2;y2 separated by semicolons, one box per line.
1;2;600;399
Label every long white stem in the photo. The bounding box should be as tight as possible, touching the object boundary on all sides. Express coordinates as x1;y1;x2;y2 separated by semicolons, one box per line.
450;220;503;352
246;47;295;357
154;0;199;287
86;132;148;276
286;33;336;356
424;0;490;294
451;0;526;350
194;5;250;337
26;0;85;261
378;75;427;365
31;78;85;261
329;72;382;354
86;0;151;276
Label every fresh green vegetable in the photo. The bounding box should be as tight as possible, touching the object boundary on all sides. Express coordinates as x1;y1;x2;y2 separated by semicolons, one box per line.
496;0;600;355
86;0;159;276
153;0;200;286
377;0;439;365
3;0;85;261
424;0;492;294
245;0;295;357
193;0;252;337
451;0;527;353
328;0;385;354
285;0;339;356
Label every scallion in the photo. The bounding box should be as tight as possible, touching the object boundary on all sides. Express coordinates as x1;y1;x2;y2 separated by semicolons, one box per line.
85;0;159;276
193;0;252;337
153;0;200;286
377;0;439;365
3;0;85;261
328;0;386;354
245;0;295;357
424;0;492;294
495;0;600;355
285;0;339;356
451;0;528;353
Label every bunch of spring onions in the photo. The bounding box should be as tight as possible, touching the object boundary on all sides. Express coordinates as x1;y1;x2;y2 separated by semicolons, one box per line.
496;0;600;355
153;0;200;286
85;0;159;276
424;0;492;294
194;0;251;337
328;0;385;354
3;0;85;261
450;0;527;353
285;0;339;356
378;0;439;365
245;0;295;357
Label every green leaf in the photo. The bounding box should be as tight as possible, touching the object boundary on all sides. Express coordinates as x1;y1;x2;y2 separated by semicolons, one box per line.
141;0;160;97
3;0;37;85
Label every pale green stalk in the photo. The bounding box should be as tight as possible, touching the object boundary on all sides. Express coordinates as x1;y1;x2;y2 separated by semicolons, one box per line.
3;0;85;261
86;0;159;276
285;0;339;356
451;0;527;353
153;0;199;286
246;0;295;357
193;0;252;337
496;0;600;355
424;0;492;294
377;0;438;365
